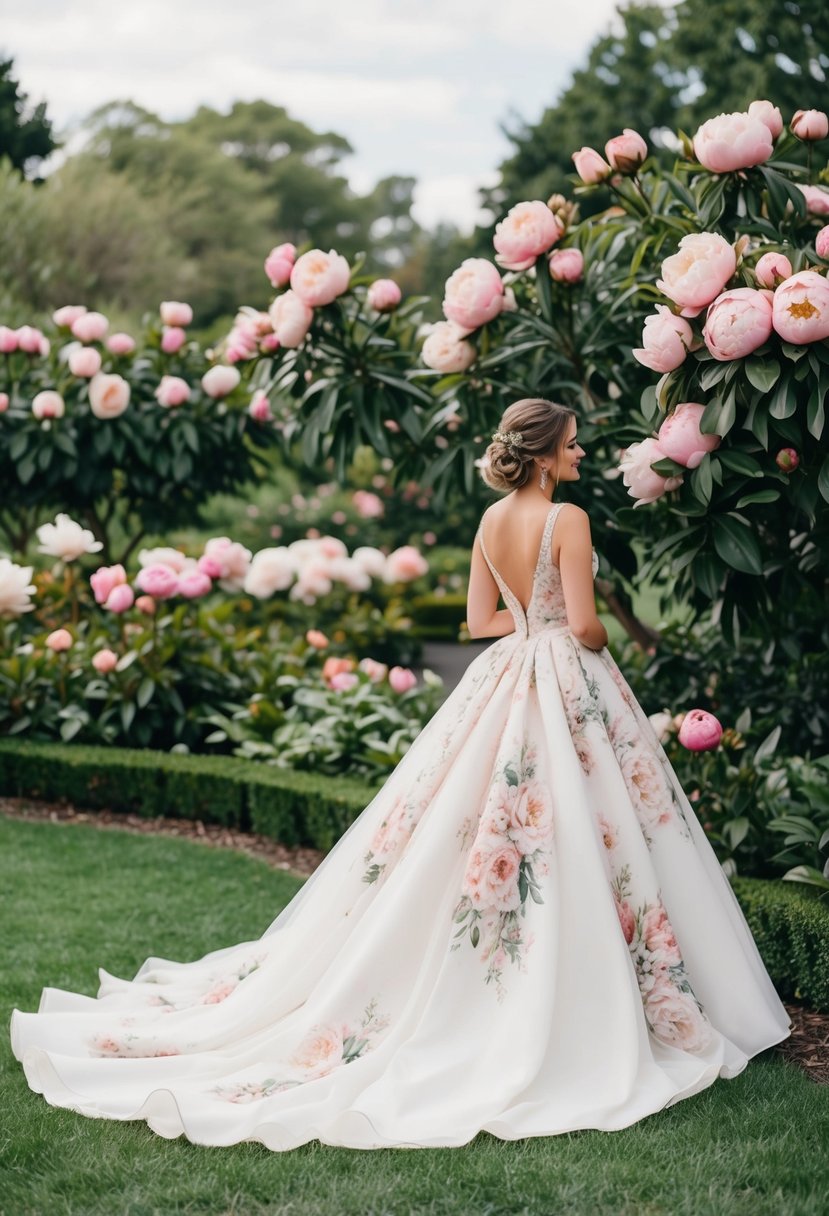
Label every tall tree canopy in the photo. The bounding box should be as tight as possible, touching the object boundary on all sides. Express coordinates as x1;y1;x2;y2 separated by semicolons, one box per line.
0;56;56;175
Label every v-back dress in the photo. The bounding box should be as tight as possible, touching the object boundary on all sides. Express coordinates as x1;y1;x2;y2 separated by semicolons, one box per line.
10;501;792;1150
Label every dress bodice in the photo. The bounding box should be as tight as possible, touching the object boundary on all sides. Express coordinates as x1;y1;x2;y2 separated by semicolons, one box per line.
477;502;599;640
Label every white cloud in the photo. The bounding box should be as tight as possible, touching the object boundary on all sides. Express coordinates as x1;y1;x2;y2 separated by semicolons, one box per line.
413;172;500;233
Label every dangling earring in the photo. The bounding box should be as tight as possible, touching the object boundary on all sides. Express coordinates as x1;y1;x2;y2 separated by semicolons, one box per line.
539;465;548;491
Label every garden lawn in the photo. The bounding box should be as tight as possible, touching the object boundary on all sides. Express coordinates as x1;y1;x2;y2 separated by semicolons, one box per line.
1;816;827;1216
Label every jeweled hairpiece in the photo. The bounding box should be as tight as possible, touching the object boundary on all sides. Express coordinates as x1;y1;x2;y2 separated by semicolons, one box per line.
492;429;523;450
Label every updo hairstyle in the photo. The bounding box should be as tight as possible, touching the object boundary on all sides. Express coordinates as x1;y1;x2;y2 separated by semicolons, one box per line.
480;398;576;492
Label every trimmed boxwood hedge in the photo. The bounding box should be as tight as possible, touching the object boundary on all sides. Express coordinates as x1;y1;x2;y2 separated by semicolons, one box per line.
0;739;826;1009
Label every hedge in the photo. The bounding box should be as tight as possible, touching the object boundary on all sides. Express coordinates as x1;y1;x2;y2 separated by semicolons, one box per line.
1;739;827;1009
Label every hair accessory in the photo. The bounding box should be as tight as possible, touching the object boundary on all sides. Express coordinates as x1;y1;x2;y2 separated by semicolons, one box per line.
492;429;523;451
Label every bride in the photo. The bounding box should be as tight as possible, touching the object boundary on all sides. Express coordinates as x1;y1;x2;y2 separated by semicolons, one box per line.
11;396;792;1151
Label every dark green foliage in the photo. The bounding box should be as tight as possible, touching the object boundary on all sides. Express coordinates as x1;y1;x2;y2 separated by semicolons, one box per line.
0;58;56;176
730;876;829;1011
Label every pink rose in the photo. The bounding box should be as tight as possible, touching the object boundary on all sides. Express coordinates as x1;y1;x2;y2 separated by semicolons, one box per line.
136;563;180;599
248;390;272;422
776;447;799;473
656;403;721;469
692;111;773;173
791;109;829;141
384;545;428;582
747;99;783;139
305;629;329;649
92;648;118;674
290;249;350;306
644;974;712;1051
641;903;682;965
352;489;384;518
618;437;683;507
604;128;648;174
442;258;504;334
16;325;45;353
816;227;829;259
268;290;314;348
160;301;193;327
135;595;156;614
421;321;476;372
161;326;187;354
32;390;65;420
703;287;773;360
330;671;359;691
615;896;635;944
548;248;584;283
0;393;8;412
154;375;191;407
46;628;73;652
90;563;127;605
462;842;522;912
754;251;793;288
678;709;723;751
177;570;212;598
657;232;737;316
201;365;241;398
264;243;297;288
104;583;135;613
88;373;130;420
772;270;829;344
71;311;109;342
798;185;829;216
572;146;611;184
507;781;552;854
367;279;402;311
52;305;87;328
358;657;388;682
68;346;102;378
290;1024;343;1072
633;305;694;372
493;200;562;272
389;666;417;693
0;326;18;352
106;332;136;355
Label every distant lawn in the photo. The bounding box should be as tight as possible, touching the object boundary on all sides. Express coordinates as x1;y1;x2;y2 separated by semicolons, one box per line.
2;816;826;1216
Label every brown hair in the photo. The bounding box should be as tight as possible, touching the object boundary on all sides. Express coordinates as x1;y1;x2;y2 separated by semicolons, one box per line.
480;398;577;492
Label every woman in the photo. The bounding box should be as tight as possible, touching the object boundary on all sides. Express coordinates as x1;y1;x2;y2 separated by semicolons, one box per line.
11;397;791;1151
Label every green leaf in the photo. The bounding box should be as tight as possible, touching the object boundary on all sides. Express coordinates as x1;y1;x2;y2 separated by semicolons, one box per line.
470;925;480;948
712;515;763;576
768;373;796;420
136;677;155;708
712;388;737;437
180;420;200;454
807;382;825;440
17;454;36;484
744;359;781;393
818;454;829;504
718;450;762;476
9;431;28;461
734;489;780;508
120;701;136;733
59;718;83;742
755;724;782;763
692;454;713;505
535;253;554;324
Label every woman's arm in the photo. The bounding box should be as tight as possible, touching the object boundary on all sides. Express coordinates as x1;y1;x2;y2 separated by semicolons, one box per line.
466;533;516;639
558;506;608;651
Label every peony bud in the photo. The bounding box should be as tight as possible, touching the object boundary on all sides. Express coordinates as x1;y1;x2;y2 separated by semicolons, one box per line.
161;326;187;354
68;346;102;377
775;447;799;473
678;709;723;751
0;392;8;412
32;390;65;420
572;147;612;184
389;666;417;693
264;243;297;288
135;595;157;615
92;648;118;674
71;311;109;343
604;128;648;174
754;251;793;288
305;629;329;649
201;365;241;398
45;628;73;652
52;305;87;329
104;583;135;613
0;326;18;352
367;278;402;312
791;109;829;141
160;301;193;327
816;226;829;259
106;332;137;355
548;248;584;283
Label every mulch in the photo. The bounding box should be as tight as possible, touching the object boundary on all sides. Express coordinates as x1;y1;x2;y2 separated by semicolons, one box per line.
2;795;827;1086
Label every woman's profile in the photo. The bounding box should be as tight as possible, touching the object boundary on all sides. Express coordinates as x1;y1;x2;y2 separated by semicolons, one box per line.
11;396;791;1151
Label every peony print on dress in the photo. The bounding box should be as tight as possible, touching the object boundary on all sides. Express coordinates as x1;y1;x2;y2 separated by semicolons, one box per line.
450;746;552;1001
211;996;390;1104
611;863;712;1052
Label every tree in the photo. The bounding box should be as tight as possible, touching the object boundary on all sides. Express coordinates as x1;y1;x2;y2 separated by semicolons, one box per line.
0;57;56;176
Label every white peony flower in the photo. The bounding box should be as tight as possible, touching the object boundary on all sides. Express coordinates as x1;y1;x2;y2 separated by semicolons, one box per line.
0;558;36;616
137;547;190;572
243;548;296;598
36;513;103;562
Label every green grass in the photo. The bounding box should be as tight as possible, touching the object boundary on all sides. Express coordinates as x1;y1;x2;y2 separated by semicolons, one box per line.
1;816;827;1216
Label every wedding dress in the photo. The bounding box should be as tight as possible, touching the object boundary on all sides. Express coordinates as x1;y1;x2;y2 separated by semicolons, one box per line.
11;501;792;1150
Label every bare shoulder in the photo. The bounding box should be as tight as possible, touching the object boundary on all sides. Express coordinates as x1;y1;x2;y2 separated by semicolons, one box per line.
556;502;592;533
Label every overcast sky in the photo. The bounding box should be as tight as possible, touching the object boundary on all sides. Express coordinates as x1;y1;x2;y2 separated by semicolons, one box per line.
2;0;671;230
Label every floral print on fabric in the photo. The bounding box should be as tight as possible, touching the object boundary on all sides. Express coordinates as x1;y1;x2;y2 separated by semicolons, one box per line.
450;747;552;1001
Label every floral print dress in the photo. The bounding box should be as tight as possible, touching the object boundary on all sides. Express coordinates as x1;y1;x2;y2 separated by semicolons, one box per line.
11;502;791;1151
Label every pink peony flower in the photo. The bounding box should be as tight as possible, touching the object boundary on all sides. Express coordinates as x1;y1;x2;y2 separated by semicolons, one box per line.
798;185;829;216
92;648;118;674
776;447;799;473
305;629;329;649
633;305;694;373
747;99;783;139
367;278;402;311
290;1024;343;1072
247;390;272;422
16;325;45;353
264;242;297;288
615;896;636;944
135;595;156;614
678;709;723;751
32;390;65;420
618;437;684;507
442;258;504;334
772;270;829;343
290;249;350;307
68;346;102;378
200;537;251;590
88;372;130;420
268;290;314;348
177;570;213;598
462;841;522;912
641;903;682;965
358;657;388;682
644;974;712;1050
0;393;8;412
106;332;136;355
548;247;584;283
90;563;127;605
52;304;87;328
71;311;109;343
657;232;737;316
754;251;793;288
421;321;476;372
656;403;721;469
330;671;359;691
604;128;648;173
791;109;829;141
816;226;829;259
384;545;428;582
154;375;191;407
703;287;773;360
104;583;135;613
0;326;18;352
136;563;180;599
45;628;73;652
160;301;193;327
161;326;187;354
322;656;355;686
572;146;611;184
352;489;384;518
201;365;241;398
693;111;773;172
389;666;417;693
493;200;562;272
